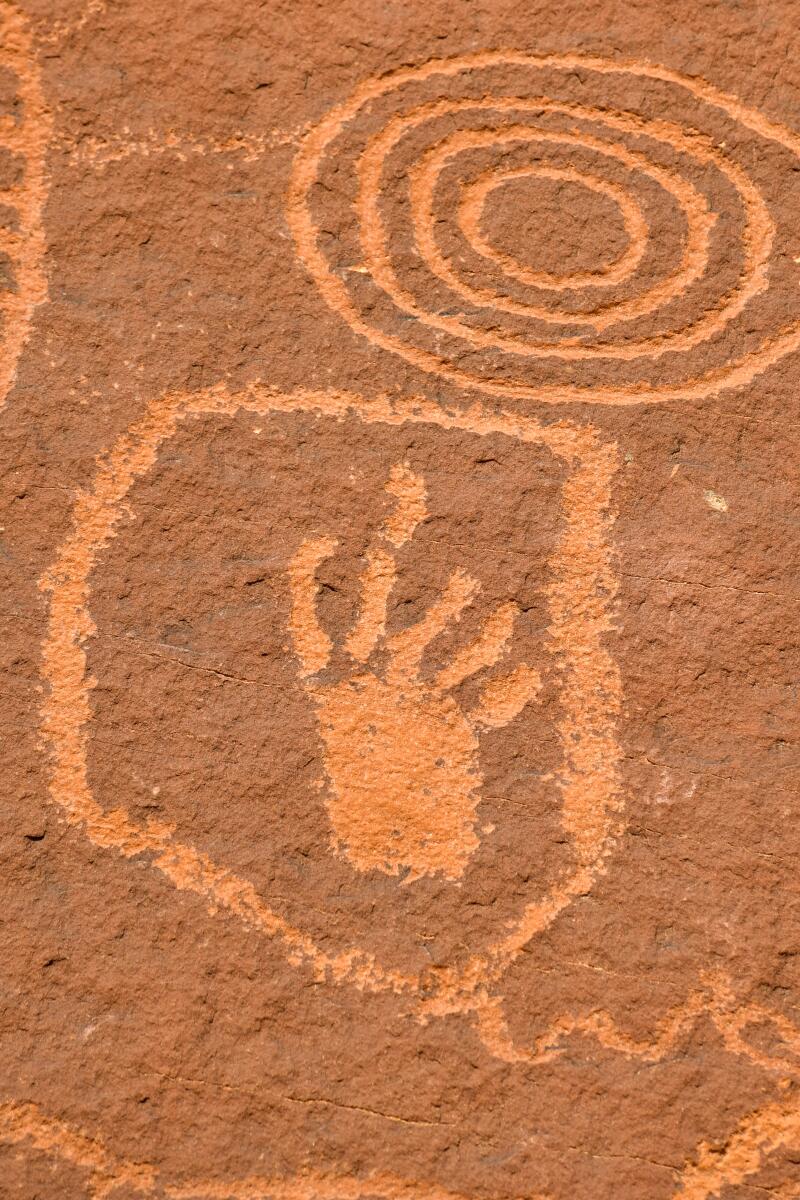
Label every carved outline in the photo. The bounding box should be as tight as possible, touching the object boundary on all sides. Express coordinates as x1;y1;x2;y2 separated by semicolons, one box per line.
287;51;800;405
38;383;621;1031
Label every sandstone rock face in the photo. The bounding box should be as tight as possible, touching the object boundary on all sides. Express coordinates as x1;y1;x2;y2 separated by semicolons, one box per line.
2;1;800;1197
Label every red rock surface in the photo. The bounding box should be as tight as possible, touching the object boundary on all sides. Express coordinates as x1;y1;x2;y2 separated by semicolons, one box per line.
2;1;800;1197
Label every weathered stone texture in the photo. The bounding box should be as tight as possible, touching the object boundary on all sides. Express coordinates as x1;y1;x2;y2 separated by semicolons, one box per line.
2;1;800;1197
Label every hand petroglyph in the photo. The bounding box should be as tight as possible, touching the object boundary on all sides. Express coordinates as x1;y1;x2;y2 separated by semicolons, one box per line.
288;462;541;882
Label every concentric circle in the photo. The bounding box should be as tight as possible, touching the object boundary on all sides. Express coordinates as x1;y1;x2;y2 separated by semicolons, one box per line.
287;52;800;405
458;163;648;290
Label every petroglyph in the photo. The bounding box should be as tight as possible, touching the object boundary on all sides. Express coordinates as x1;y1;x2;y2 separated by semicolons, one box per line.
56;125;301;170
477;970;800;1078
288;52;800;405
36;0;107;47
0;1099;548;1198
20;37;800;1200
8;1089;800;1199
0;2;51;406
38;383;621;1039
288;462;541;882
675;1089;800;1199
0;1100;156;1199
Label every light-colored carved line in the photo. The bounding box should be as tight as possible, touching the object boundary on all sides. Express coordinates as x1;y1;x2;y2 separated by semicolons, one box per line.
675;1090;800;1199
402;422;623;1019
458;163;648;292
478;985;714;1068
39;384;621;1021
0;1099;551;1200
288;536;338;676
344;546;396;663
362;102;768;354
478;430;620;989
383;460;428;547
417;430;622;1016
13;1087;800;1200
0;3;51;407
413;107;768;343
374;108;718;339
37;389;416;1000
287;51;800;405
385;569;478;684
0;1100;157;1198
434;601;517;693
36;0;107;46
470;663;542;730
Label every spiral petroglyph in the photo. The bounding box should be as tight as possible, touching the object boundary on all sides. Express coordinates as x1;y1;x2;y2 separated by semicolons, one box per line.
37;383;621;1039
288;52;800;405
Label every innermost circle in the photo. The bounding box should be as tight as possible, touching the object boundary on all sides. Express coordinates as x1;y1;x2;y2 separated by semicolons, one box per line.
469;167;634;288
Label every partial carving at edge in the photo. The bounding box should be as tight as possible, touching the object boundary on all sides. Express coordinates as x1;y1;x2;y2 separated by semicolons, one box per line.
677;1090;800;1199
165;1172;544;1200
36;0;107;47
0;1099;549;1199
288;51;800;406
0;2;51;406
